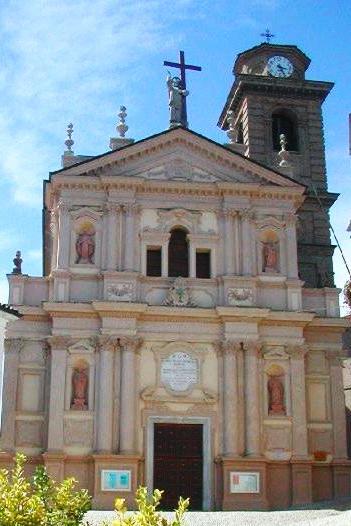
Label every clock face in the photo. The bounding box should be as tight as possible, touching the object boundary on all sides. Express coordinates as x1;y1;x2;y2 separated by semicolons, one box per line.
268;56;293;78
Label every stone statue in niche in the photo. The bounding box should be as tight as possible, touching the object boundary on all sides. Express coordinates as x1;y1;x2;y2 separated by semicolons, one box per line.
262;242;278;272
75;226;95;264
268;375;285;415
71;367;88;410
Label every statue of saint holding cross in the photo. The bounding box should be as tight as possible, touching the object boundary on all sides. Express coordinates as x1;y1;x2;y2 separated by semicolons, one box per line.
164;51;201;128
167;75;189;128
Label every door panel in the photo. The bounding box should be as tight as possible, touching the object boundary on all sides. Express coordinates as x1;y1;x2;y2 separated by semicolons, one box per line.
153;423;203;510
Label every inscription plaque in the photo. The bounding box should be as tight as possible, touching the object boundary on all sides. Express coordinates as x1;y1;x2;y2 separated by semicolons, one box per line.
160;352;198;392
230;471;260;493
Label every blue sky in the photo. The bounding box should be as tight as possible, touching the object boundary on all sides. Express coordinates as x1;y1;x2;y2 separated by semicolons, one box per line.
0;0;350;311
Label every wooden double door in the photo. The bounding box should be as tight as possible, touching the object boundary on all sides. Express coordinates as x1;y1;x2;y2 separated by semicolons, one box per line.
153;423;203;510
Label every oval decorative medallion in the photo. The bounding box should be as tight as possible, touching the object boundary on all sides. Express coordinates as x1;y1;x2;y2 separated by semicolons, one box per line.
160;351;198;392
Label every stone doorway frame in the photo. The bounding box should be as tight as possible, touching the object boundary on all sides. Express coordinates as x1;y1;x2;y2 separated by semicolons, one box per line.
146;415;212;511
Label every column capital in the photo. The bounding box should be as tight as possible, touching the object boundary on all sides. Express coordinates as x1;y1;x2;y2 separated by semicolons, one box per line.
4;338;24;353
219;208;237;219
221;339;242;355
124;203;141;215
326;349;343;366
284;213;297;227
239;208;254;221
105;202;123;214
47;335;72;350
287;344;308;359
56;200;70;214
98;335;120;352
119;336;143;353
243;340;262;357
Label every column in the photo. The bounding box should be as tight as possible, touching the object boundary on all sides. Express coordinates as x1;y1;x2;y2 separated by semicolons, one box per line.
113;342;122;452
328;351;348;459
285;214;298;278
223;209;234;275
133;205;141;272
241;209;252;275
106;204;120;271
189;240;196;278
119;336;142;454
118;205;125;271
47;336;70;452
161;237;170;277
290;345;308;457
124;204;135;271
0;339;22;451
50;209;59;270
222;340;239;456
244;342;261;456
57;201;71;269
96;336;116;453
233;212;241;275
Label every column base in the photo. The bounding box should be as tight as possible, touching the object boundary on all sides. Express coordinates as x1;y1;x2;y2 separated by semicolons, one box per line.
219;457;269;510
332;459;351;499
291;458;312;505
92;454;143;510
42;452;66;482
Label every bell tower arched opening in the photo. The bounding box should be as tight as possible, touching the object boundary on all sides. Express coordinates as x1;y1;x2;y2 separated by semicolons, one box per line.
272;109;298;151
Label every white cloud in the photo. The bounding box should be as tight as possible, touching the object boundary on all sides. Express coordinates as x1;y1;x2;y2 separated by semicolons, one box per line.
0;0;196;205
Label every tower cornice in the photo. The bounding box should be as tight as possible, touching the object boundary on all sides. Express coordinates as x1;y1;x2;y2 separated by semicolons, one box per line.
218;76;334;129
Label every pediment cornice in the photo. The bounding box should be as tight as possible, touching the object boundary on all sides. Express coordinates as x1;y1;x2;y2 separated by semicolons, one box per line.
49;128;303;189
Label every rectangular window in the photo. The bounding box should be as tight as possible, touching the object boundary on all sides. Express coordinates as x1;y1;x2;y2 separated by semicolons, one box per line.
196;250;211;278
146;248;162;277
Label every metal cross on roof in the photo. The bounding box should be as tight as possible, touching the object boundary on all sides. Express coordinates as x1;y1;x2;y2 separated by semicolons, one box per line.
164;50;202;127
261;28;275;43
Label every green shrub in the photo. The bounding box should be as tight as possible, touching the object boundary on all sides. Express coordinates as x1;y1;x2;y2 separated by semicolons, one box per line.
109;486;189;526
0;453;91;526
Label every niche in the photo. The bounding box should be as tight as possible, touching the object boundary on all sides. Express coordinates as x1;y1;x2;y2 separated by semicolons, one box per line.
70;359;89;410
75;221;95;264
260;230;279;273
267;364;286;416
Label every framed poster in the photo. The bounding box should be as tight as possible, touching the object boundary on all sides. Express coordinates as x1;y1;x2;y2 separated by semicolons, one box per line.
230;471;260;494
101;469;131;492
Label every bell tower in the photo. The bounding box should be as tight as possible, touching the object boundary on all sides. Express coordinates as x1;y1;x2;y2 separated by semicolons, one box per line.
218;42;338;289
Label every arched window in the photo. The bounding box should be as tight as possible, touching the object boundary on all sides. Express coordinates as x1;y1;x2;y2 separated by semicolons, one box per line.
272;110;298;151
168;228;189;277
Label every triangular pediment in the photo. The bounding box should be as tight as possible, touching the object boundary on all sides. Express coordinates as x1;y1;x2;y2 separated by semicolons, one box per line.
51;127;303;189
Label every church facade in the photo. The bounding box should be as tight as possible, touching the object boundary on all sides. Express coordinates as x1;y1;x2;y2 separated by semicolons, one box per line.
1;42;350;510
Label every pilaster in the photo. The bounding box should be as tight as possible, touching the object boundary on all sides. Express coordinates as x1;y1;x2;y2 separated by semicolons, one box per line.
119;336;143;454
223;209;235;275
289;345;308;458
124;204;138;271
240;209;253;276
221;340;240;456
57;201;71;269
244;341;261;456
327;351;348;459
47;336;70;453
96;336;119;453
106;203;121;271
0;338;23;451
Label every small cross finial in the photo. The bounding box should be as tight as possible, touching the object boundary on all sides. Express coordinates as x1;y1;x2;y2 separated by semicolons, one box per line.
117;106;128;138
261;28;275;43
64;123;74;152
